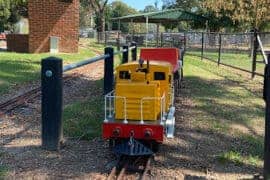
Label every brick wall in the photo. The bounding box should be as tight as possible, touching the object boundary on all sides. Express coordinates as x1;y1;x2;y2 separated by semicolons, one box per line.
28;0;79;53
7;34;29;53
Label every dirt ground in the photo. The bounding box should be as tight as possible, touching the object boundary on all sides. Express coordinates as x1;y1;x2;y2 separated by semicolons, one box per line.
0;58;263;179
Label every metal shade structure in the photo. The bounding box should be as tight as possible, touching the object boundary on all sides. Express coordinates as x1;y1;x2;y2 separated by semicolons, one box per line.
111;8;207;23
111;9;207;46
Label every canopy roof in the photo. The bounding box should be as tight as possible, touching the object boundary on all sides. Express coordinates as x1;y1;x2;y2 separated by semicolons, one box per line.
111;8;207;23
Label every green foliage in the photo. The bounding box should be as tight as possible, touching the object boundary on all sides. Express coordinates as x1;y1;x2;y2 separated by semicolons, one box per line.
0;0;27;31
204;0;270;31
108;1;137;33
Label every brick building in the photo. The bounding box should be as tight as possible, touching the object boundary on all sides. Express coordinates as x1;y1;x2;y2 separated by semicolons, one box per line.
7;0;79;53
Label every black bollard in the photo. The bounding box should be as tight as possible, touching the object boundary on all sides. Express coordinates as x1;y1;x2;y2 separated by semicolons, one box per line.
41;57;63;151
104;47;114;95
122;45;129;64
264;55;270;179
131;42;137;61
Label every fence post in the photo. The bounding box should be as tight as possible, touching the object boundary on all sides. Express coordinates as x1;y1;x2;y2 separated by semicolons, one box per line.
252;29;258;78
131;42;137;61
218;33;222;66
41;57;63;151
264;54;270;179
161;33;163;47
122;45;129;64
201;32;204;60
104;47;114;95
184;32;187;51
117;32;120;51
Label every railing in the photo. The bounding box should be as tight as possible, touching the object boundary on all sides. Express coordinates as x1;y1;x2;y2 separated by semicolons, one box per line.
140;93;166;125
104;90;127;124
41;43;137;151
104;91;166;125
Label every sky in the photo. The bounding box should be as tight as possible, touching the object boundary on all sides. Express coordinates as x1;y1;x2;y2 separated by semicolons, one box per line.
108;0;163;11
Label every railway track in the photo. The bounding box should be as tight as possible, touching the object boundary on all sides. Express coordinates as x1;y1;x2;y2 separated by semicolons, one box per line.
108;155;152;180
0;73;79;117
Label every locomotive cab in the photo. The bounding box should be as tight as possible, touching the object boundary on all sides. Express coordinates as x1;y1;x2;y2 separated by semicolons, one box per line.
115;60;173;121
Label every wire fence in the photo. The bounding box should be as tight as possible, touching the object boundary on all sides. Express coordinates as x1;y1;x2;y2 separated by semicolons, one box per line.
86;30;270;77
186;32;270;77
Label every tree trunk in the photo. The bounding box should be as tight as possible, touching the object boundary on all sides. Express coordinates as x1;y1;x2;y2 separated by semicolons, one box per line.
96;12;105;43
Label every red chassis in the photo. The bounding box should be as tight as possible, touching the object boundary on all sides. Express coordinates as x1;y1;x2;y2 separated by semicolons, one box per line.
102;122;164;143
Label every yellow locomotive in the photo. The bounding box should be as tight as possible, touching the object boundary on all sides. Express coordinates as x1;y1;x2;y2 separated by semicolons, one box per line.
103;48;182;156
115;60;173;121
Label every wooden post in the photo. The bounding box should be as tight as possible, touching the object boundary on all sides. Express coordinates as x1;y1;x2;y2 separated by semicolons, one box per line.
41;57;63;151
131;42;137;61
104;47;114;95
264;54;270;179
122;45;129;64
252;30;258;78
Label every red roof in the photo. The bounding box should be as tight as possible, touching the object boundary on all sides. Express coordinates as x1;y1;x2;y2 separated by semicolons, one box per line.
140;48;179;72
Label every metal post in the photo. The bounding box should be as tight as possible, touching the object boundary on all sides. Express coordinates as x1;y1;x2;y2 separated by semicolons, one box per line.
161;33;164;47
117;32;120;51
41;57;63;151
201;32;204;61
131;42;137;61
252;29;258;78
104;47;114;95
156;23;160;47
104;31;107;45
184;32;187;51
122;45;129;64
264;54;270;178
218;33;222;66
146;16;149;47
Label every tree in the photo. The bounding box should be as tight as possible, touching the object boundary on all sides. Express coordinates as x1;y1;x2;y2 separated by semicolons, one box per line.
143;5;158;13
0;0;27;32
81;0;108;41
90;0;108;41
109;1;137;33
204;0;270;31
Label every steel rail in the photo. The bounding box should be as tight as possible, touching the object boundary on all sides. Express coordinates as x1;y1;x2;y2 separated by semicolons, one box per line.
63;46;136;72
63;54;110;72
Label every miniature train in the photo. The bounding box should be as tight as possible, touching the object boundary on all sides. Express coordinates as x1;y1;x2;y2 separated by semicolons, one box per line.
102;48;183;156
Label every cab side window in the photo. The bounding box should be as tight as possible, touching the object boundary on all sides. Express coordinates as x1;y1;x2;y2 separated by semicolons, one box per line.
154;72;166;80
119;71;131;79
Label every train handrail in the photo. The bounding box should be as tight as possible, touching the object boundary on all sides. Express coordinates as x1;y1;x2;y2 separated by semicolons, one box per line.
105;94;127;123
140;93;166;125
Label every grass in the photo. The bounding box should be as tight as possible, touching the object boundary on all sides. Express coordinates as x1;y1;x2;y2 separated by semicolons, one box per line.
63;80;103;140
188;50;265;75
0;42;96;95
0;152;8;178
0;166;8;178
184;55;264;167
